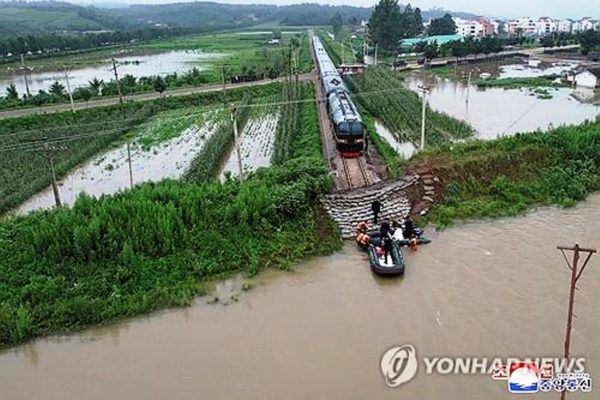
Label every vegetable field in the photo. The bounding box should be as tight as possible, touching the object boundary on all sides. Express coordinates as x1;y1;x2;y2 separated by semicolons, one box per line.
0;83;281;215
347;67;474;146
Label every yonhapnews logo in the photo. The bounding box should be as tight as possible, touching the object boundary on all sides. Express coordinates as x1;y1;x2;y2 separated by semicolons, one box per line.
379;344;592;393
380;345;418;387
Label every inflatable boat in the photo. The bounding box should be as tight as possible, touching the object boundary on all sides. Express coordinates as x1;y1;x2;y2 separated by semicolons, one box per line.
367;243;405;276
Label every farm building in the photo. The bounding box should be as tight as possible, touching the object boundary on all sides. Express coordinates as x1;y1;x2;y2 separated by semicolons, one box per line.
567;67;600;88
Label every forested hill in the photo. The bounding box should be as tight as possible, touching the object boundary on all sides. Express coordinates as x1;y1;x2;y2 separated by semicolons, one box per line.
110;2;373;28
0;1;142;37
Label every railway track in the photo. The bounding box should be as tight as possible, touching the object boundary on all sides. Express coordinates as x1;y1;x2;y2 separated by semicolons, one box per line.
341;156;371;190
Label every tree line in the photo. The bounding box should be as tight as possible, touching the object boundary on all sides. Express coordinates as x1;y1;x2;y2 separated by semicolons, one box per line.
368;0;424;53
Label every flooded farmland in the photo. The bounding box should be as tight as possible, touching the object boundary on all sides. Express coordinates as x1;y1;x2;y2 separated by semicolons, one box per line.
221;113;279;179
405;60;600;139
1;194;599;399
0;50;224;95
15;115;220;214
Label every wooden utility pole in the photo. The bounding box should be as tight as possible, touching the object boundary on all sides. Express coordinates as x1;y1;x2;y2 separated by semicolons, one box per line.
126;141;134;189
111;58;123;105
417;85;430;150
557;244;596;400
230;107;243;181
64;66;75;113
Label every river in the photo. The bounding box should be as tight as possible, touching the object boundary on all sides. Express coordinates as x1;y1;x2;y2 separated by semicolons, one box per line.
1;196;599;399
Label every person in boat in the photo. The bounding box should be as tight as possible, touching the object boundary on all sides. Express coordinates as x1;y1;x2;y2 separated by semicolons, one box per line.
356;221;368;234
355;232;370;249
383;235;394;264
379;219;392;239
371;199;382;224
409;237;418;252
403;216;415;239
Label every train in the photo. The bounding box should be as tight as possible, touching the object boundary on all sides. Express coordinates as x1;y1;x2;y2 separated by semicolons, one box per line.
312;36;366;158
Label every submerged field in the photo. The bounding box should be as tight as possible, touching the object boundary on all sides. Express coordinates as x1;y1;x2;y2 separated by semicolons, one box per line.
0;83;281;215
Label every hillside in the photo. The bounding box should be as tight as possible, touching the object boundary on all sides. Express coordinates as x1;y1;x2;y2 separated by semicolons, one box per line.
0;1;142;37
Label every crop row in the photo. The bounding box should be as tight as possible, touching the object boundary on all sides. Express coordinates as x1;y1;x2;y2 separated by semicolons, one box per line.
0;83;283;215
347;67;473;146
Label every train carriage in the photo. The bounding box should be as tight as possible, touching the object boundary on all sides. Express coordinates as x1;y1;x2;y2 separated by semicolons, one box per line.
312;36;366;157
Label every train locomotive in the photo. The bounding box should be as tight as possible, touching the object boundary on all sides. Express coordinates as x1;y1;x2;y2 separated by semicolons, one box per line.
312;36;366;158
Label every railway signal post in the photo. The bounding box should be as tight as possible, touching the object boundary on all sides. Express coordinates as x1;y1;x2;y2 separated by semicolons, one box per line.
556;244;596;400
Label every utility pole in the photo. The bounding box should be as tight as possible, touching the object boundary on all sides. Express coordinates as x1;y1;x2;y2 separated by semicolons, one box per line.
20;54;31;98
126;141;134;189
23;135;63;207
374;43;378;66
231;107;243;181
64;66;75;113
466;70;472;104
111;58;123;105
418;85;430;150
557;244;595;400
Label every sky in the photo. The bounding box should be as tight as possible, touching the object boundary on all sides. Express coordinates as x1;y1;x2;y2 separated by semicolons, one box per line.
78;0;599;20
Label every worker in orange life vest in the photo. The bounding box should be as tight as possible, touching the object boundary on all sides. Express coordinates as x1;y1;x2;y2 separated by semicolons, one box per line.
355;232;370;249
356;221;368;234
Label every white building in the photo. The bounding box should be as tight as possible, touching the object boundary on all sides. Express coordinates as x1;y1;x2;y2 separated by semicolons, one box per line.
567;67;600;88
453;16;495;37
535;17;558;35
558;19;573;33
507;17;537;35
580;17;595;31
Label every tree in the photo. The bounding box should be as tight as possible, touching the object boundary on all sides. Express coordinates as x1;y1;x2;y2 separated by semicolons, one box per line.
48;81;65;97
153;76;167;95
73;87;93;102
272;30;282;40
6;83;19;101
578;29;600;56
348;16;359;26
331;12;343;38
412;7;423;36
88;77;103;96
428;13;457;36
423;42;440;60
368;0;403;54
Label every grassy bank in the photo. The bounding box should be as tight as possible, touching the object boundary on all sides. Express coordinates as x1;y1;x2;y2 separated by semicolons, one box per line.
0;158;341;348
272;82;321;164
347;67;473;146
476;76;566;89
0;83;281;215
410;120;600;228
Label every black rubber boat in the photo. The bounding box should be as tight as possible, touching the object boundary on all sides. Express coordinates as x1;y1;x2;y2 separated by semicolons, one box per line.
367;242;405;276
367;230;431;247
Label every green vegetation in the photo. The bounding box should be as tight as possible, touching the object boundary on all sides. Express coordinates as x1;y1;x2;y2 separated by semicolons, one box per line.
476;76;566;89
360;109;404;175
347;67;473;145
272;82;322;164
367;0;423;54
0;83;281;215
0;159;341;347
183;94;253;183
415;121;600;228
427;13;456;36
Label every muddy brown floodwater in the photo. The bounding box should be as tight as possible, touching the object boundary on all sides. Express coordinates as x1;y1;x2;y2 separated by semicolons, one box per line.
1;197;600;399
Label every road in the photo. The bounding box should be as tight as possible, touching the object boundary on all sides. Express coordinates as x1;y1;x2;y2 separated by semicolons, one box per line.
0;73;311;119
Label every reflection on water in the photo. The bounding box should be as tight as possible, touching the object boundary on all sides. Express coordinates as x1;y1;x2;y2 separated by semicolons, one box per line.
0;50;225;95
373;119;416;159
405;73;599;138
1;195;599;399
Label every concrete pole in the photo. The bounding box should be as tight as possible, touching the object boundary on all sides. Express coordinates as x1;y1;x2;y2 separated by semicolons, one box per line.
420;87;429;150
231;108;243;180
374;43;378;66
127;141;134;189
64;67;75;113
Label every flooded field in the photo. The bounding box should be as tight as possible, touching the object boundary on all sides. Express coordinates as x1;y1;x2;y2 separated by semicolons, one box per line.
221;113;279;178
16;114;220;214
2;194;599;399
405;70;599;138
373;119;416;159
0;50;224;95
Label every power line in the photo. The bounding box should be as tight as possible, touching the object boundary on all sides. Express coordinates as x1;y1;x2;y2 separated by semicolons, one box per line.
0;86;423;140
